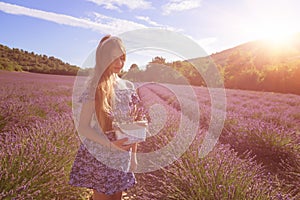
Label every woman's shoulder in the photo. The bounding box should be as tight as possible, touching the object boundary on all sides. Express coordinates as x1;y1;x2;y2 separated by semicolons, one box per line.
115;77;135;90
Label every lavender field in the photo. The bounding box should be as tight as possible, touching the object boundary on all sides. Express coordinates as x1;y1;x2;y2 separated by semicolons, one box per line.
1;71;299;199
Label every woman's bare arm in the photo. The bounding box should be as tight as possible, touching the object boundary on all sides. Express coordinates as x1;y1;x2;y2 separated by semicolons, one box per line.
78;100;133;151
77;100;111;147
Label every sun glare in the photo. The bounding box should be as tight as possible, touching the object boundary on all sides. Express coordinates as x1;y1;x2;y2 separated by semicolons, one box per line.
259;26;294;45
249;21;298;48
242;0;299;47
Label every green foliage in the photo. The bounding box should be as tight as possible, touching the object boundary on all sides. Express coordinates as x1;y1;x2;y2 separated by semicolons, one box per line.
220;48;300;94
0;44;79;75
0;57;22;71
124;59;205;86
125;35;300;95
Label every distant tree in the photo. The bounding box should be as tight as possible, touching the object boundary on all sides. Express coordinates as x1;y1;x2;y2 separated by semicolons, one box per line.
150;56;166;65
124;63;141;82
129;63;139;72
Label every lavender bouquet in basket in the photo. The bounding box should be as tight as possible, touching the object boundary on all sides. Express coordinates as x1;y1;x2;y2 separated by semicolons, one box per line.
111;91;148;145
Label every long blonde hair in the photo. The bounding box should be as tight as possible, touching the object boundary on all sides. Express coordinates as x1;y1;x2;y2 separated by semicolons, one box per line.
91;35;126;132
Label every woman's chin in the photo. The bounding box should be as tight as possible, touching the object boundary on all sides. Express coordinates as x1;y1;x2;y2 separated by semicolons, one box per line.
113;68;122;73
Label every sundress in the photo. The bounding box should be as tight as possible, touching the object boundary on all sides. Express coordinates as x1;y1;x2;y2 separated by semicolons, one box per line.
69;78;142;195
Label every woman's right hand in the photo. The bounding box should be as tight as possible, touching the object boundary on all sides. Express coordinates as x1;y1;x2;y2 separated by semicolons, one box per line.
111;138;134;151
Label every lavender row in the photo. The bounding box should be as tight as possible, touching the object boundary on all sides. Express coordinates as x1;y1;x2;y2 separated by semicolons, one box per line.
1;71;299;199
127;82;296;199
0;71;90;199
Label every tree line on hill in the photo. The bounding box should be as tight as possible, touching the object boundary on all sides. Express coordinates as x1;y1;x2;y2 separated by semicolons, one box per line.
0;44;79;75
219;49;300;95
124;35;300;95
124;52;300;95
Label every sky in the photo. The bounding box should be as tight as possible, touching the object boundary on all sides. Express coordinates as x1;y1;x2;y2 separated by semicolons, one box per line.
0;0;300;70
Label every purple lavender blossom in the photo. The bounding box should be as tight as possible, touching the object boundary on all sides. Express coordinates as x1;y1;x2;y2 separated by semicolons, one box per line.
0;71;299;199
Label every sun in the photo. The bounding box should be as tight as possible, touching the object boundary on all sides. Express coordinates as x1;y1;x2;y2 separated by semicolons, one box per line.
246;20;298;48
259;25;293;45
242;0;299;46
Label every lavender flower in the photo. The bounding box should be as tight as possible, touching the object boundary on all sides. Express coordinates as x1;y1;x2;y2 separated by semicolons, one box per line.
1;70;299;199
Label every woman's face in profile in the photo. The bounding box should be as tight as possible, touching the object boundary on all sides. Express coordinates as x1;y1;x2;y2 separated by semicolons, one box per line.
108;54;125;74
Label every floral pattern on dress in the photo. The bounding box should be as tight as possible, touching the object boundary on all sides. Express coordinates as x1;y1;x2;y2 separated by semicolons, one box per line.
69;143;135;195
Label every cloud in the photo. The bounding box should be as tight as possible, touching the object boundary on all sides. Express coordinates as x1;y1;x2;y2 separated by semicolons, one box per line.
135;15;160;26
0;2;146;35
162;0;202;15
86;0;152;11
135;15;183;32
92;12;147;32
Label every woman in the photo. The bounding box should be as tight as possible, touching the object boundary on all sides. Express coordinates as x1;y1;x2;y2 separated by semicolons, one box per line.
69;35;146;200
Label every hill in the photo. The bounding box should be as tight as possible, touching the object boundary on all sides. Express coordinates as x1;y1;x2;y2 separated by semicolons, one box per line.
2;33;300;94
125;33;300;95
208;33;300;94
210;32;300;67
0;44;79;75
